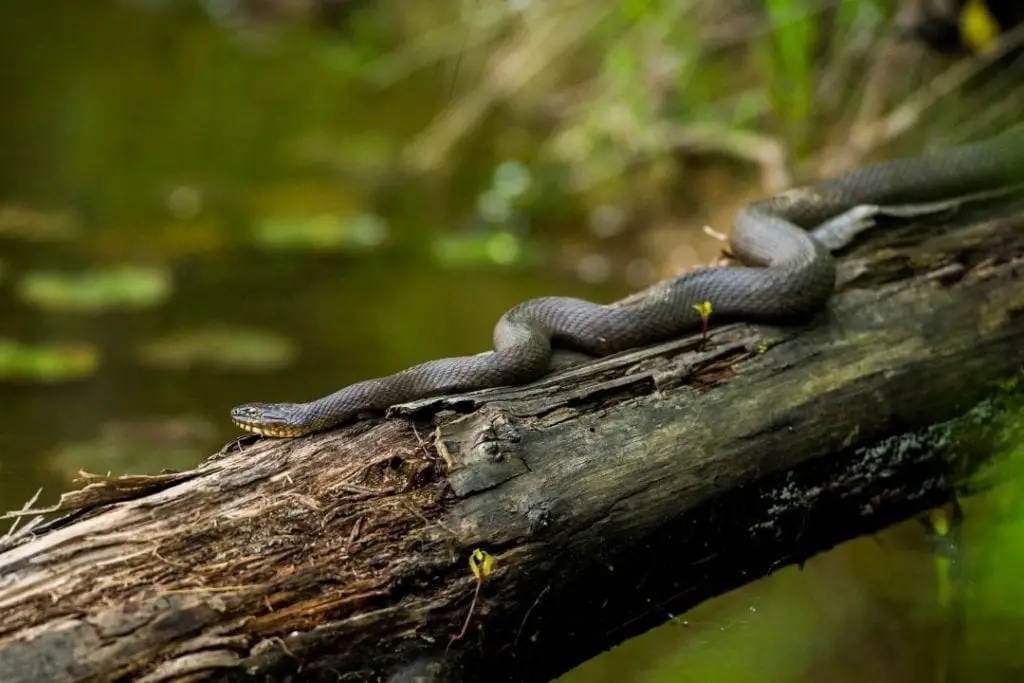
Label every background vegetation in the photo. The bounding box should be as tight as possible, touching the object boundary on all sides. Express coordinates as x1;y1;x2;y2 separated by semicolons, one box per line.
0;0;1022;681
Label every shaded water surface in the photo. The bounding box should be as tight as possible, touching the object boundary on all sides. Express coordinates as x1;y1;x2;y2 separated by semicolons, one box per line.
0;1;623;509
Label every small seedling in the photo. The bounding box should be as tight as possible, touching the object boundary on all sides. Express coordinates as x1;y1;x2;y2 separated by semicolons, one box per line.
692;301;713;345
448;548;495;648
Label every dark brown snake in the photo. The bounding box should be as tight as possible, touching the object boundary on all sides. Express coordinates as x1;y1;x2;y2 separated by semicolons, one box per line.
232;125;1024;437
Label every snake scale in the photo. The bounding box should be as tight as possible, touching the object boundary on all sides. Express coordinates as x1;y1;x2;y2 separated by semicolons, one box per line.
232;124;1024;438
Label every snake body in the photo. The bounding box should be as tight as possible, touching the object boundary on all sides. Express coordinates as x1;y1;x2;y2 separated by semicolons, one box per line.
232;126;1024;437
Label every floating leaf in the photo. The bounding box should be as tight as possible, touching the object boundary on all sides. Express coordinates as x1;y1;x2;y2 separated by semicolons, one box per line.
49;416;217;476
430;230;542;269
16;265;172;312
138;325;298;372
253;212;389;251
0;338;99;382
0;204;80;241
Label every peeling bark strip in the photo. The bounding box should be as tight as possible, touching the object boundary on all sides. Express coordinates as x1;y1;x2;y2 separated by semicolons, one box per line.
1;198;1023;683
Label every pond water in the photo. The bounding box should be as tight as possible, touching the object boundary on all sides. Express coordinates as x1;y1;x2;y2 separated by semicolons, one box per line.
0;0;629;509
1;3;1021;683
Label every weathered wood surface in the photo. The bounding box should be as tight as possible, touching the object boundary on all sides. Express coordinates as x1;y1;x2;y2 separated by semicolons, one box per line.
0;197;1022;683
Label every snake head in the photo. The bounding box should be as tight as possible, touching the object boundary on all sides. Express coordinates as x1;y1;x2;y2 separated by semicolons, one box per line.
230;402;310;438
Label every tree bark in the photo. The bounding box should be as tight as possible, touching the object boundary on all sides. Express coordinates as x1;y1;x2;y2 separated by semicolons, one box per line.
1;196;1022;683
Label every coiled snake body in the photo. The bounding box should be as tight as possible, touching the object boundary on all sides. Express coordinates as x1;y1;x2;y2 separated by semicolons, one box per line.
232;126;1024;437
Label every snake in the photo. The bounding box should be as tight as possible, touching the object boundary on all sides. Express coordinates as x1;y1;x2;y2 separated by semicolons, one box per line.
231;124;1024;438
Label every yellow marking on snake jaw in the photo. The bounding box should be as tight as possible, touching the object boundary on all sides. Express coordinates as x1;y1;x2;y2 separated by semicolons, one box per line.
232;422;305;439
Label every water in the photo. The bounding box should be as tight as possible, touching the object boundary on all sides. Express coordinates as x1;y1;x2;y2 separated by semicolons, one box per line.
0;1;625;511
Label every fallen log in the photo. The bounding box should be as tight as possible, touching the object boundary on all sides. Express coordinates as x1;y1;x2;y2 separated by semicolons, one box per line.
0;195;1022;683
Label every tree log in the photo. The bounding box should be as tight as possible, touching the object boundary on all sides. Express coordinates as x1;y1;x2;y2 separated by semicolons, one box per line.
1;196;1022;683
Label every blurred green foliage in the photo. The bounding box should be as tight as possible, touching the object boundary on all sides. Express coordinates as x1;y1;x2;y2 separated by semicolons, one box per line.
0;204;80;241
963;380;1024;621
759;0;821;146
49;416;216;476
254;212;389;251
138;326;297;372
0;338;98;382
16;265;172;312
430;230;541;269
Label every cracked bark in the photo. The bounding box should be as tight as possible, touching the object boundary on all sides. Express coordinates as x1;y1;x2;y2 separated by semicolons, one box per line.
0;196;1022;683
